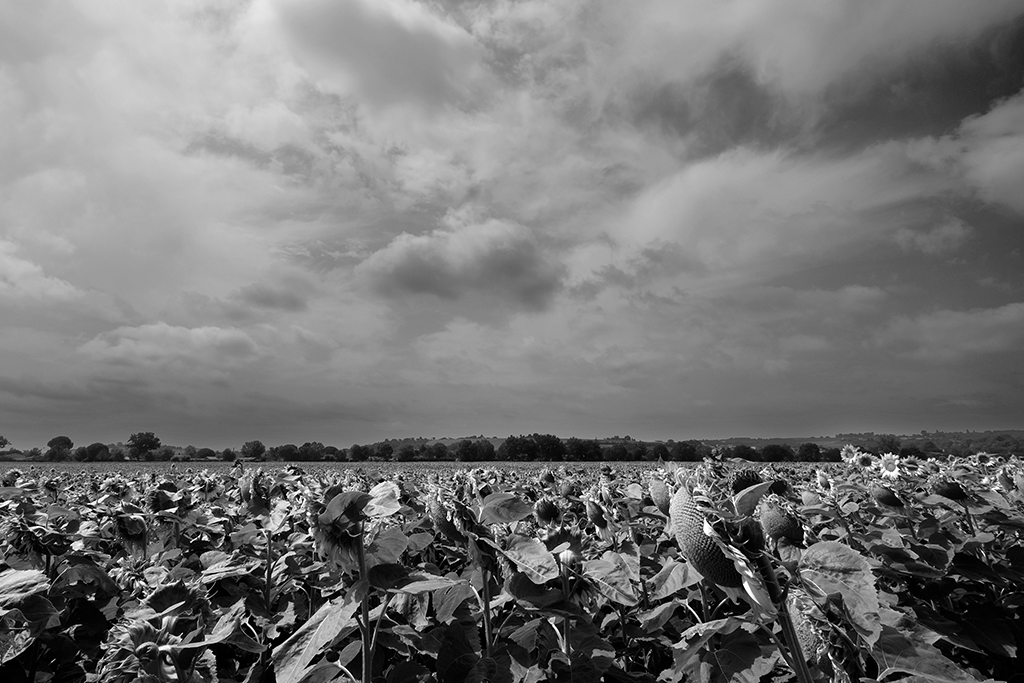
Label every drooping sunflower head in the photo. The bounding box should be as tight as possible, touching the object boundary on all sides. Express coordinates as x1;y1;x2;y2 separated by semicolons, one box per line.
312;489;371;574
541;525;586;569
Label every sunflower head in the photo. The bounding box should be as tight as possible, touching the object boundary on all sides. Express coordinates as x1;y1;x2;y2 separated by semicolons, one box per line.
855;453;875;469
541;526;586;569
875;453;901;480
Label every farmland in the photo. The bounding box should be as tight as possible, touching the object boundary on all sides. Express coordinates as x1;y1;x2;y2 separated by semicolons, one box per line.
1;451;1022;682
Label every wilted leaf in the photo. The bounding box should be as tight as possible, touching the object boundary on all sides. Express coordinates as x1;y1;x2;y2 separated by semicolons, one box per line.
478;493;534;525
399;577;462;594
583;551;638;607
733;482;775;517
648;559;697;600
501;535;559;584
320;491;372;525
800;540;880;646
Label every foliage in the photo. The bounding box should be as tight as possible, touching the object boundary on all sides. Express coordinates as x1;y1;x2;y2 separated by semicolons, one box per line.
241;440;267;460
126;432;161;459
0;451;1019;682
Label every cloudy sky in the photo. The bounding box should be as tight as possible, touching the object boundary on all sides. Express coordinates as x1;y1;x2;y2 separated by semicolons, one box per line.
2;0;1024;450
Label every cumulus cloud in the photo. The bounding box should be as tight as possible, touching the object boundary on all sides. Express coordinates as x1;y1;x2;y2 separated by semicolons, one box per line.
908;91;1024;214
80;323;261;368
233;281;310;312
357;218;564;310
0;239;82;302
608;144;948;288
894;218;973;255
875;303;1024;361
269;0;488;110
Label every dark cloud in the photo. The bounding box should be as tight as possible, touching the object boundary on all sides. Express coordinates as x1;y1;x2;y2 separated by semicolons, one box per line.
816;16;1024;149
235;283;309;312
274;0;486;110
624;58;801;156
357;219;564;311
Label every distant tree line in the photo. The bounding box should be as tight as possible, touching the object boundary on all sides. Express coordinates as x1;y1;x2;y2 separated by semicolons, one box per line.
1;429;1020;464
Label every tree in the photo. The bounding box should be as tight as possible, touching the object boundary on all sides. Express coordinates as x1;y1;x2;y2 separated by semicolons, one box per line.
605;444;628;461
873;434;902;454
241;440;266;460
651;443;670;461
732;444;760;461
127;432;161;459
761;443;795;462
427;442;450;460
797;443;821;461
632;442;650;461
349;444;370;462
565;438;602;462
47;435;74;451
196;448;217;460
0;435;9;450
671;441;700;462
396;445;417;462
474;439;495;461
456;439;478;462
86;442;110;461
299;442;325;461
275;444;299;460
533;434;566;461
222;448;236;461
376;443;394;461
45;435;74;461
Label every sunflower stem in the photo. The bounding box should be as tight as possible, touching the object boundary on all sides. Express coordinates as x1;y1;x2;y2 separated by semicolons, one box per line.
480;566;493;659
264;529;274;614
356;521;371;683
559;559;572;658
754;551;814;683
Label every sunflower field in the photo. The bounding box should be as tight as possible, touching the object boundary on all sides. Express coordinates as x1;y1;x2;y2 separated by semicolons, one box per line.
0;449;1022;683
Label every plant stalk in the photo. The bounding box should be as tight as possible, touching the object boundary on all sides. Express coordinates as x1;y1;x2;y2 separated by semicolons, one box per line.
559;560;572;658
264;529;274;614
356;523;371;683
480;566;493;659
754;552;815;683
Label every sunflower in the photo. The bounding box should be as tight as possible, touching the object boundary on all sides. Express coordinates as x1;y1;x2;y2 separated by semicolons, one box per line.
840;445;862;464
875;453;901;480
855;453;875;469
541;526;586;568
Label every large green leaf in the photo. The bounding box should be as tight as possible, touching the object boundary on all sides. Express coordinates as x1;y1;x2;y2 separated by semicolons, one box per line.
0;608;34;664
0;569;49;608
273;580;367;683
799;540;880;646
873;624;984;683
365;481;402;518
